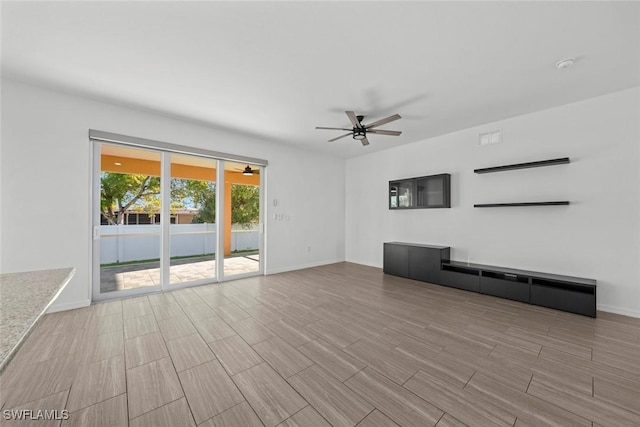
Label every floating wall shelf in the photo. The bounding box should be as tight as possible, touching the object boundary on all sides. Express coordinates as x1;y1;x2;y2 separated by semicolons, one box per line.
474;201;570;208
474;157;570;174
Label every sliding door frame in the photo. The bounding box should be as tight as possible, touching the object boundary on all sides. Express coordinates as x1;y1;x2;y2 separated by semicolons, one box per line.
90;130;268;302
218;163;266;282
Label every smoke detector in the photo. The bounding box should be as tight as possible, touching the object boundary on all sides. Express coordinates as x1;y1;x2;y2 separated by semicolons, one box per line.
556;57;575;70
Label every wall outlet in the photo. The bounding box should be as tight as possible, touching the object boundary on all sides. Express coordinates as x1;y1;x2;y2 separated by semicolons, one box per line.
306;246;311;253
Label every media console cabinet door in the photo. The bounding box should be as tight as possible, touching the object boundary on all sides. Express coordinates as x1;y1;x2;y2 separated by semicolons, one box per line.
530;281;596;317
408;246;442;283
480;273;530;303
383;244;409;277
440;268;480;292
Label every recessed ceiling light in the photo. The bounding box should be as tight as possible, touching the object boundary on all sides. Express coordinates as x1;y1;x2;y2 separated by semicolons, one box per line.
556;57;575;70
114;162;122;166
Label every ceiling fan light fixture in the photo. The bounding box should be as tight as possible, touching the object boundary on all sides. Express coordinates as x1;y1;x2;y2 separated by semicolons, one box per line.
555;57;575;70
353;129;366;140
242;165;254;176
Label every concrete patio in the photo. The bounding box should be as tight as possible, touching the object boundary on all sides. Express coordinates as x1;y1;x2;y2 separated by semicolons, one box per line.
100;254;259;293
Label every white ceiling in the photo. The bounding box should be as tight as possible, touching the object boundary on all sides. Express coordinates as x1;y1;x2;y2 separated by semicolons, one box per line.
2;1;639;158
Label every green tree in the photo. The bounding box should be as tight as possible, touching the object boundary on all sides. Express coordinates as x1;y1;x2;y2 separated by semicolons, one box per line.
191;190;216;223
101;173;258;226
231;184;260;227
170;179;212;206
191;184;259;226
101;173;160;225
101;174;219;225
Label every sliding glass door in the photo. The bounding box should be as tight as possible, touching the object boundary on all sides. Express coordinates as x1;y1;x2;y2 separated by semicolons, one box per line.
92;139;263;301
223;161;261;278
96;144;163;295
168;153;218;287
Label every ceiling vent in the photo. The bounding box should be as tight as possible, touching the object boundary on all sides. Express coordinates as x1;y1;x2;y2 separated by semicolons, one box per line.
479;129;502;146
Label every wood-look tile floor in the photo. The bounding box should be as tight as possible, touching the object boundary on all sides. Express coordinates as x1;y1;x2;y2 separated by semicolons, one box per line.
2;262;640;426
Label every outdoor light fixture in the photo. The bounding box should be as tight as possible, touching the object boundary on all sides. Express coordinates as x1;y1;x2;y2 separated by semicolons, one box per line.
243;165;254;176
352;129;366;140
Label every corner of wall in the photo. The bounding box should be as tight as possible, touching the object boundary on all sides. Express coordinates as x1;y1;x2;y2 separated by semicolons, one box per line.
265;259;344;275
597;304;640;319
47;298;91;313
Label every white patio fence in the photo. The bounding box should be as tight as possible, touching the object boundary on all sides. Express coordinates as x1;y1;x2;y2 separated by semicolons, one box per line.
100;223;258;264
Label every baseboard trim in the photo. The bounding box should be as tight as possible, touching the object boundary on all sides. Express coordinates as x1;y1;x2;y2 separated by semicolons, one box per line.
38;278;640;319
597;304;640;319
344;258;379;269
266;259;343;275
47;299;91;313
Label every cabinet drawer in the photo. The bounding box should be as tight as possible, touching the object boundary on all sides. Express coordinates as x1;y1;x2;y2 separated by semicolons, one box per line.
480;272;529;303
440;268;480;292
530;280;596;317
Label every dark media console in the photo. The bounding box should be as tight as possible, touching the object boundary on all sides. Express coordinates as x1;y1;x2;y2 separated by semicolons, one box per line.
383;242;597;317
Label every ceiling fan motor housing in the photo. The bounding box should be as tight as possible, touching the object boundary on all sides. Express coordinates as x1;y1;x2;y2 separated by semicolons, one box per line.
353;128;366;140
352;115;366;139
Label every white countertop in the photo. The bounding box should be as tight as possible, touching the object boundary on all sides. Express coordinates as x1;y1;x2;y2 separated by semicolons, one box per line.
0;267;75;372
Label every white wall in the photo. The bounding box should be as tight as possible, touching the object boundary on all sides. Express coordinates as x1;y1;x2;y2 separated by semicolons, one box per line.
3;78;637;317
346;87;640;317
0;79;345;311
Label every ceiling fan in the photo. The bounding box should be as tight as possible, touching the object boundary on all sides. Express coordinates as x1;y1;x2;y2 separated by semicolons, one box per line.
316;111;402;146
229;165;259;176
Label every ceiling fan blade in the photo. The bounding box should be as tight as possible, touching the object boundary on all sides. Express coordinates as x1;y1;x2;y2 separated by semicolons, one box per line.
365;114;401;129
360;137;370;146
367;129;402;136
316;126;352;131
345;111;363;129
328;133;352;142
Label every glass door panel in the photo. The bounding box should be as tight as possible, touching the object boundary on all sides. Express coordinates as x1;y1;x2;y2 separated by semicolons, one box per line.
397;180;415;208
98;144;162;295
223;161;261;278
169;154;218;286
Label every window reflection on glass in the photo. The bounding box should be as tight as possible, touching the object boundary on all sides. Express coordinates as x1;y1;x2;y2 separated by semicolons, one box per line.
398;182;413;207
390;186;398;208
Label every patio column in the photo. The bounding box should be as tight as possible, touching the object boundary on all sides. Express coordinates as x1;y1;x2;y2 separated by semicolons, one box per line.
224;178;233;256
223;170;260;257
